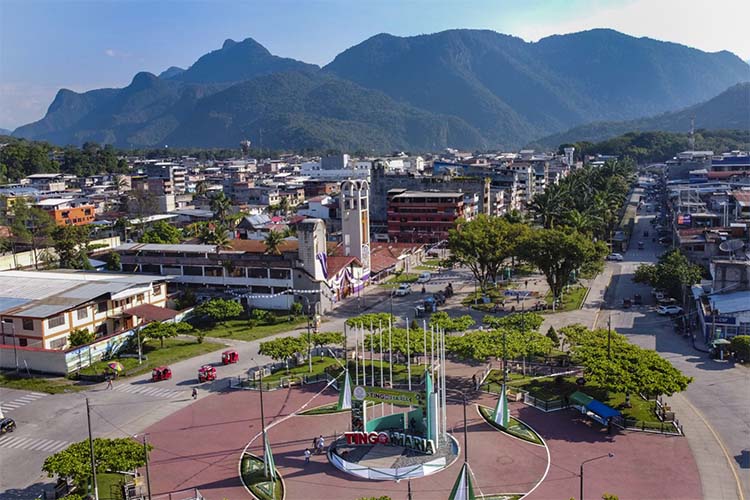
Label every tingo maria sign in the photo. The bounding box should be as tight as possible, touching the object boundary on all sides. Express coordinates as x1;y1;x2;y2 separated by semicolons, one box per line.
344;431;436;455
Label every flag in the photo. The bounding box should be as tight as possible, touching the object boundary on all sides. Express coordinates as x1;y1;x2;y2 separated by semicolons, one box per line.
338;369;352;410
492;383;510;428
263;434;276;480
448;462;476;500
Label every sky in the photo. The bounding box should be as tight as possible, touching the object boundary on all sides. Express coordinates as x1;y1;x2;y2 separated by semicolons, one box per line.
1;0;749;131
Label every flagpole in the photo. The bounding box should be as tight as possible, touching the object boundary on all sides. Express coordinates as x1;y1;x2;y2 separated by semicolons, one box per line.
379;320;384;388
354;323;359;386
431;324;435;373
361;324;366;386
388;317;393;388
441;327;447;440
406;317;411;391
423;320;427;367
370;320;375;385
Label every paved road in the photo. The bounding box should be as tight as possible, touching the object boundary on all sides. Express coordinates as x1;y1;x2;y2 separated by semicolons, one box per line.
594;208;749;500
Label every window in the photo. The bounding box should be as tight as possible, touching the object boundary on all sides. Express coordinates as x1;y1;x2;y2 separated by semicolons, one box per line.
76;308;88;320
136;294;144;302
152;283;162;295
47;315;65;329
23;318;34;331
269;268;291;280
49;337;67;349
19;338;28;347
97;301;108;313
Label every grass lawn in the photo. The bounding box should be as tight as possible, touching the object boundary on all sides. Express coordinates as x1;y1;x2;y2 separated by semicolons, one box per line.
196;315;308;342
379;273;419;288
414;258;445;271
544;285;587;312
97;472;131;500
0;372;89;394
78;338;224;377
485;371;660;425
241;455;283;500
477;405;544;445
263;357;342;384
462;284;518;308
263;357;416;386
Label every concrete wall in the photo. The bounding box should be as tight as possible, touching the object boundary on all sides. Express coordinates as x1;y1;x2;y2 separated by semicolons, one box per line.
0;344;68;374
0;236;121;271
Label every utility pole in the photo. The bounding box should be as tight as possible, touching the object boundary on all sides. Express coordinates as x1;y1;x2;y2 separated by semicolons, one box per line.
142;435;152;499
86;398;99;500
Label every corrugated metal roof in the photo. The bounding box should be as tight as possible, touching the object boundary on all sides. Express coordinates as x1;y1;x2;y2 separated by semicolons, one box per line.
709;290;750;315
116;243;217;253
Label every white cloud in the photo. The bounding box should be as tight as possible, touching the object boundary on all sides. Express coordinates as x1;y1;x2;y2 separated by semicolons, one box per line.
510;0;750;60
105;48;116;57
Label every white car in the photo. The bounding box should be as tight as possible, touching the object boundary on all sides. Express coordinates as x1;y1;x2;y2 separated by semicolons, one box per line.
657;305;683;316
607;253;624;261
417;272;432;283
393;284;412;296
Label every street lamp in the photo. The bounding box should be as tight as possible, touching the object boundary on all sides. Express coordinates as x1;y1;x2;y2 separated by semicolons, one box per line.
133;433;152;500
580;452;614;500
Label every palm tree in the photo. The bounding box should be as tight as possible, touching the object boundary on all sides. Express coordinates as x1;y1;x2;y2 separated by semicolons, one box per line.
210;193;232;225
529;186;567;229
264;230;285;255
564;209;597;235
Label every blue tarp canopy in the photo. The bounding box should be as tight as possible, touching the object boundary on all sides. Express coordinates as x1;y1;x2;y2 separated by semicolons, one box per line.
586;400;621;421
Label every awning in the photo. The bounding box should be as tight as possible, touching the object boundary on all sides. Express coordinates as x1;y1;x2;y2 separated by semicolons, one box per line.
712;338;731;346
569;391;593;407
123;304;179;323
586;400;622;420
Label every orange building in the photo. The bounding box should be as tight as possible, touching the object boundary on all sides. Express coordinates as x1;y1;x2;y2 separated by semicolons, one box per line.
35;198;95;226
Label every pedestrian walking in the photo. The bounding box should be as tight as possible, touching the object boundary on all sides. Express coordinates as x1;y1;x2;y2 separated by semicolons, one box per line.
106;376;113;390
304;448;311;464
192;388;198;400
525;280;529;288
316;435;325;454
312;437;318;452
472;374;478;390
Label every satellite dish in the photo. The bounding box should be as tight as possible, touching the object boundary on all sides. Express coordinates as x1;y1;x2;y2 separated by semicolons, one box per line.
719;239;744;253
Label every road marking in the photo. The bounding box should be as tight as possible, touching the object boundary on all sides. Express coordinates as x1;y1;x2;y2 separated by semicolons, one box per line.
0;435;70;453
114;384;183;399
0;391;47;413
679;393;745;500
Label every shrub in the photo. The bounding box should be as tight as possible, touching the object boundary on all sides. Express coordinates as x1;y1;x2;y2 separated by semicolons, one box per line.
730;335;750;362
68;329;95;347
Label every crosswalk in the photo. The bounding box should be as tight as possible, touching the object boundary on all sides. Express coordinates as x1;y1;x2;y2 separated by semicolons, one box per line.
114;384;185;399
0;435;71;453
0;392;46;413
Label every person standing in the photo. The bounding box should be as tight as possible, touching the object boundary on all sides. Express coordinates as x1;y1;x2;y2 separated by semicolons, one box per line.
106;376;113;390
304;448;311;464
192;388;198;400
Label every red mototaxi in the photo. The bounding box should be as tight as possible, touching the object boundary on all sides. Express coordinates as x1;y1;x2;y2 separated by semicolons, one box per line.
222;349;239;365
152;366;172;382
198;365;216;382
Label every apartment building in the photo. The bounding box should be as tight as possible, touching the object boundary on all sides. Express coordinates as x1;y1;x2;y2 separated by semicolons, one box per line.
35;198;95;226
387;189;476;243
0;271;168;350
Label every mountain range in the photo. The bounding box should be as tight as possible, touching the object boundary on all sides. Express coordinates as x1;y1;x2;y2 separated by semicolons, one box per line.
534;82;750;147
13;29;750;151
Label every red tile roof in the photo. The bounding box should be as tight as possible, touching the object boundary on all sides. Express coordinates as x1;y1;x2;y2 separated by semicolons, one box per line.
327;256;360;276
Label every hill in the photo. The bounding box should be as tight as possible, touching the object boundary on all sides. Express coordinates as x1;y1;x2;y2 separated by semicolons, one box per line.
534;82;750;147
14;29;750;150
164;71;485;151
325;29;750;146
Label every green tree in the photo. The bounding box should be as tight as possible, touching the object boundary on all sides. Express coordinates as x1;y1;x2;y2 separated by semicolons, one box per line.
42;438;151;493
210;192;232;225
264;230;285;255
345;313;395;328
10;198;55;269
562;325;691;399
259;336;307;364
518;228;607;308
730;335;750;362
546;326;559;348
105;251;121;271
447;215;529;291
140;321;194;348
195;298;243;324
68;329;95;347
310;331;345;359
51;224;92;269
290;302;304;316
633;249;703;302
428;311;475;332
140;220;182;244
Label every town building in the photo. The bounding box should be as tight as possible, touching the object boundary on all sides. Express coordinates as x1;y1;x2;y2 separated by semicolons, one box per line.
34;198;96;226
386;189;476;243
0;271;168;350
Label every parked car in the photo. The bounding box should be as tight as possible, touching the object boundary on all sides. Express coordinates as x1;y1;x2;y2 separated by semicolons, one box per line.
393;284;412;296
607;253;624;261
417;272;432;283
0;417;16;434
657;305;683;316
637;241;645;250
